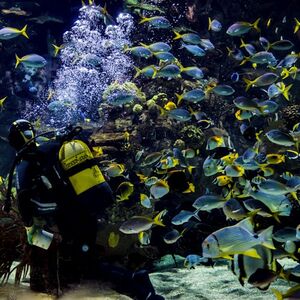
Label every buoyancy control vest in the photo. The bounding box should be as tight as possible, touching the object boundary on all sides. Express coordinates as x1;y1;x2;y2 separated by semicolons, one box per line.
58;139;105;196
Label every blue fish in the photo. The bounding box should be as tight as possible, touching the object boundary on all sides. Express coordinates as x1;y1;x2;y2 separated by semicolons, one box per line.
208;17;222;32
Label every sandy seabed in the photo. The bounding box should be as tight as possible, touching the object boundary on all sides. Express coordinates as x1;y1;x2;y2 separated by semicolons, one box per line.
0;257;297;300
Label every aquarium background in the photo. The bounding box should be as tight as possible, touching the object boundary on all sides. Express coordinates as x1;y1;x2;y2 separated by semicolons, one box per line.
1;0;300;299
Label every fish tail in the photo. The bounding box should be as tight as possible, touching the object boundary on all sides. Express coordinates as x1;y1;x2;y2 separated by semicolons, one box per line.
252;18;260;32
88;0;94;5
175;93;183;106
102;3;108;15
282;84;293;101
240;38;246;48
290;191;299;203
133;66;141;79
294;18;300;34
81;0;86;6
20;24;29;39
139;42;148;48
193;208;201;222
173;30;182;40
271;288;283;300
281;68;289;79
153;209;167;227
243;78;253;91
139;16;149;24
52;44;62;57
239;56;249;65
15;54;21;68
208;17;212;30
259;225;275;250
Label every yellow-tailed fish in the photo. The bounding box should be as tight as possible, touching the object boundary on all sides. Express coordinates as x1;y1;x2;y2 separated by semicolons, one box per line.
0;96;7;111
171;209;201;225
0;25;29;40
116;181;134;201
163;228;188;244
108;232;120;248
15;54;47;68
202;217;275;259
226;18;260;36
119;210;167;234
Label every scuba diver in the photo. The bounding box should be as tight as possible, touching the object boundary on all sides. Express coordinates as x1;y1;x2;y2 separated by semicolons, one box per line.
5;119;164;300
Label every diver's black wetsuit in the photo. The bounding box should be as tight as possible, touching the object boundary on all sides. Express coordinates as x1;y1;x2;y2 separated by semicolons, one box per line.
15;138;163;299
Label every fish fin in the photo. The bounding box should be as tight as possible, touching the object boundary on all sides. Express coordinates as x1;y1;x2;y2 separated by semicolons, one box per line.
20;24;29;39
221;255;234;260
252;18;260;32
243;78;253;91
81;0;86;6
139;16;149;24
208;17;212;30
243;248;261;258
153;209;167;227
175;93;183;106
282;84;292;101
240;38;246;48
237;217;253;232
259;225;275;249
290;191;299;203
272;213;281;223
173;30;181;40
15;54;21;68
139;42;148;48
271;288;283;300
133;66;141;79
281;68;289;79
294;18;300;34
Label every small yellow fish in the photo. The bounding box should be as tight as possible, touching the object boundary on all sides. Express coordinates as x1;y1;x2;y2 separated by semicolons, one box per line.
0;96;7;111
92;146;103;157
221;152;239;165
213;175;233;186
108;232;119;248
183;182;195;193
266;154;285;164
164;101;177;111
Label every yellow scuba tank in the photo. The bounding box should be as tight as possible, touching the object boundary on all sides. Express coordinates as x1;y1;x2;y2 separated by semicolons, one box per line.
59;139;105;195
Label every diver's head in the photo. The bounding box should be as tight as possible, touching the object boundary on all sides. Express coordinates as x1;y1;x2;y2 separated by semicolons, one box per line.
8;119;36;151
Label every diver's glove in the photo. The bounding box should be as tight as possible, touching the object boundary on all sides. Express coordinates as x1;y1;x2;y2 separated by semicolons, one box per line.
24;225;54;250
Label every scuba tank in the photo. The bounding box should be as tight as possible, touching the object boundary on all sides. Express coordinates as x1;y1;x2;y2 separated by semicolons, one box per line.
58;139;105;195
